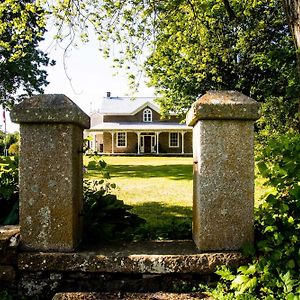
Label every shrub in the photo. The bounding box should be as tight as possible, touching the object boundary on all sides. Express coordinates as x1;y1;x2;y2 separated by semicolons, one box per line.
0;131;19;156
83;157;146;243
8;143;19;156
0;156;19;225
210;133;300;299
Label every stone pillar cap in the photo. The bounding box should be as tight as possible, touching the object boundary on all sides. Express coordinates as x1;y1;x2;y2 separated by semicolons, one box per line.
11;94;90;129
186;90;260;126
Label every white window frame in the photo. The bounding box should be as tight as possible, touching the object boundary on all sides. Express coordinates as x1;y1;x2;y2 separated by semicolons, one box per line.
169;132;179;148
116;132;127;148
143;108;152;122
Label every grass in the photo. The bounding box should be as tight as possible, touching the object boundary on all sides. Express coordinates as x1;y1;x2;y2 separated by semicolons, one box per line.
84;156;193;239
84;155;270;239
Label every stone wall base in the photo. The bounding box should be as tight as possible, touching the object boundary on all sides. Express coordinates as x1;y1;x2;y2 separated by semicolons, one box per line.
0;226;246;300
20;272;215;299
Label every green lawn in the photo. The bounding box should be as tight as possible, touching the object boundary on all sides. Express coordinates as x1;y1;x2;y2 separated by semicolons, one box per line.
84;156;193;239
84;155;269;239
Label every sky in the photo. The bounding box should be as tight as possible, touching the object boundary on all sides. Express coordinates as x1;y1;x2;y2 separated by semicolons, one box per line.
2;31;154;133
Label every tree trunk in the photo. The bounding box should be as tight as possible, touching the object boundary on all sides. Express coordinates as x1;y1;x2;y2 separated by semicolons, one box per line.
282;0;300;119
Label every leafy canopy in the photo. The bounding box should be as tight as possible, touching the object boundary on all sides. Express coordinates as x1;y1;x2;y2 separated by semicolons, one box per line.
146;0;299;120
0;0;53;108
48;0;299;131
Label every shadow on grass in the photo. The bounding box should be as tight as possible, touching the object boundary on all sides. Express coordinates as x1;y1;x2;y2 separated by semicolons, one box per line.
107;164;193;180
131;201;192;240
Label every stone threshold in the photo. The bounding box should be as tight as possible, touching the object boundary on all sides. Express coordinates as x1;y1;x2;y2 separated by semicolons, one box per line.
53;291;213;299
1;226;246;275
18;240;246;274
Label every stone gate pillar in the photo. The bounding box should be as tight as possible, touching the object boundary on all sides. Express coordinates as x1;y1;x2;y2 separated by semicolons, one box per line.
11;94;90;251
186;91;260;251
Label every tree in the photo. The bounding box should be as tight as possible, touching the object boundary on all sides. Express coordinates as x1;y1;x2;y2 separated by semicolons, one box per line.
282;0;300;76
146;1;299;121
48;0;299;131
282;0;300;120
0;0;53;108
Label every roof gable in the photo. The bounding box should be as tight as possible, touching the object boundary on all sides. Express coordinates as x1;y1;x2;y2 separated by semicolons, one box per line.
131;101;160;115
99;97;160;115
90;111;102;117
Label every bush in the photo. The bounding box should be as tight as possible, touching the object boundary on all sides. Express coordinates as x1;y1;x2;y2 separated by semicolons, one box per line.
211;133;300;299
8;143;19;156
83;157;146;243
0;156;19;225
0;131;19;156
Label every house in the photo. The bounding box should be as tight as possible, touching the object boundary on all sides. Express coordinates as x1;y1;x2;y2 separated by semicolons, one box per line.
85;93;192;155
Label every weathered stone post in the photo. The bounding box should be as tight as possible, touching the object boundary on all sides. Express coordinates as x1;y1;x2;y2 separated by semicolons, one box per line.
186;91;260;251
11;94;90;251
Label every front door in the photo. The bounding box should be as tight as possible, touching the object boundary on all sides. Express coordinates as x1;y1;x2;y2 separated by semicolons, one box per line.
144;136;152;153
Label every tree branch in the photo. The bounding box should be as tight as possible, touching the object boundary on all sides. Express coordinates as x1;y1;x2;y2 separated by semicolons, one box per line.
222;0;237;21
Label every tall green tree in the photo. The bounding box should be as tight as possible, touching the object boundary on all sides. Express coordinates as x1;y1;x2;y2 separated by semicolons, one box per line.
282;0;300;120
0;0;53;108
282;0;300;75
48;0;300;131
146;1;298;117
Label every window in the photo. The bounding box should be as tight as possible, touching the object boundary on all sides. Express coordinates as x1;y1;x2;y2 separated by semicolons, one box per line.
117;132;127;147
169;132;179;148
143;108;152;122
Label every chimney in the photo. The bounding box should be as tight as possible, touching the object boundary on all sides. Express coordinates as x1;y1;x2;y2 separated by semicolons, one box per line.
107;92;111;98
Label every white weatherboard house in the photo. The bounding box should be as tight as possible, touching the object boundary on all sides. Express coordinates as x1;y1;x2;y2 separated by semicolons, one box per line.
86;93;193;155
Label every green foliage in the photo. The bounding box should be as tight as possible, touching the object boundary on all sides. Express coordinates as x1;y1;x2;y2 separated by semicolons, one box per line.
83;157;146;243
8;143;19;156
0;289;29;300
257;96;299;136
210;133;300;299
135;217;191;241
146;0;299;125
49;0;299;132
256;134;300;194
0;131;19;156
0;156;19;225
0;0;54;108
0;290;13;300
